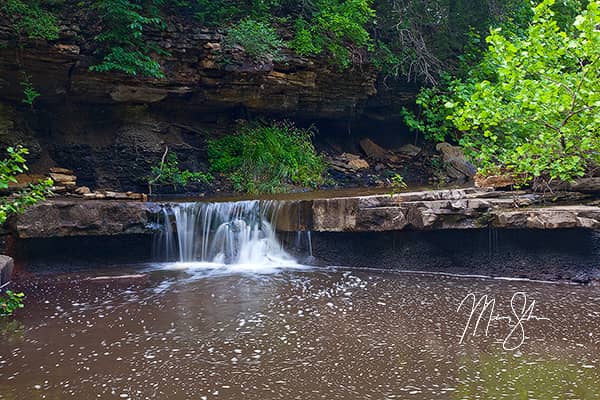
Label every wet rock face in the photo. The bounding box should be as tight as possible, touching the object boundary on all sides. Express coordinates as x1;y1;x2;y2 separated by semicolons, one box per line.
11;200;161;239
307;229;600;283
0;255;14;286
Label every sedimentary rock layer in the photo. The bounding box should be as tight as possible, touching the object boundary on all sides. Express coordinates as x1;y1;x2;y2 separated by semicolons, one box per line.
9;188;600;239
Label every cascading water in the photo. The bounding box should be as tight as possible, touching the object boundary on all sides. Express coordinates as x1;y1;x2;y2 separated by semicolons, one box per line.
156;200;299;268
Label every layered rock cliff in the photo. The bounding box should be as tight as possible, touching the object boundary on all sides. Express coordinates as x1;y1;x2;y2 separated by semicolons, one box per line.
0;5;417;192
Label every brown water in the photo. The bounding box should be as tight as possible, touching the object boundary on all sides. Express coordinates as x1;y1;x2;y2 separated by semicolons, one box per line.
150;184;469;203
1;265;599;399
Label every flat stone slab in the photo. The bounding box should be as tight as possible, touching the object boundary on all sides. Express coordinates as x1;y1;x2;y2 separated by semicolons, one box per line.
494;205;600;229
7;188;600;239
12;200;161;239
301;188;599;232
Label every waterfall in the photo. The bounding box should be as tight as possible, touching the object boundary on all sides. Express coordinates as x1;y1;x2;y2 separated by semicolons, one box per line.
157;200;298;266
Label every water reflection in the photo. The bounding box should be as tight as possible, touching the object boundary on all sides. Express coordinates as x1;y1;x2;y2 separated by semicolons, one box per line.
455;354;600;399
0;267;599;399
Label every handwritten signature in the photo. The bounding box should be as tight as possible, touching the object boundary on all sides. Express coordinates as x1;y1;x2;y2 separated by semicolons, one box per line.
457;292;550;351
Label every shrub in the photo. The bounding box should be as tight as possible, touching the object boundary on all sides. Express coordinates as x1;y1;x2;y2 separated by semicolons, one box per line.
2;0;59;40
148;150;212;192
450;0;600;183
0;291;24;317
224;18;285;62
290;0;375;68
0;146;53;225
208;122;327;194
90;0;166;78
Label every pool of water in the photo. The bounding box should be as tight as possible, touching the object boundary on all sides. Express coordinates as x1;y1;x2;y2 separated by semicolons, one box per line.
1;264;599;399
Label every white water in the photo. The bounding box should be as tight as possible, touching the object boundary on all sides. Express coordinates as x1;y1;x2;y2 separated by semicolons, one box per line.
156;201;301;272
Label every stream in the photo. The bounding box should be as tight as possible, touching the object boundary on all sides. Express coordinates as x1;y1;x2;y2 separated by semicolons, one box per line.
1;265;600;399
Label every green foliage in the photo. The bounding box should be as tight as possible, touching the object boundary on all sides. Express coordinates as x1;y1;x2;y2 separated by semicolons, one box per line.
20;76;40;107
208;122;327;194
0;291;24;317
0;146;53;225
225;18;285;62
148;151;212;190
190;0;282;26
192;0;242;25
401;0;598;184
90;0;166;78
2;0;59;40
400;75;466;143
389;173;407;194
450;0;600;183
290;0;375;68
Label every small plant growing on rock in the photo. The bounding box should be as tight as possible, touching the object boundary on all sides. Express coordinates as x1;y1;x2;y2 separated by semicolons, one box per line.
0;146;53;225
0;290;24;317
148;149;212;193
389;173;408;195
20;76;40;107
224;18;285;62
2;0;59;40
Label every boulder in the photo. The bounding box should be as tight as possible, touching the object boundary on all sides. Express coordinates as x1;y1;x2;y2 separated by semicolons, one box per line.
397;144;422;157
49;172;77;184
569;177;600;194
330;153;369;172
435;143;476;180
347;158;370;170
359;138;388;161
0;255;14;286
549;177;600;194
50;186;67;193
75;186;91;195
50;167;74;175
474;173;515;189
287;187;600;232
338;153;361;161
6;174;47;191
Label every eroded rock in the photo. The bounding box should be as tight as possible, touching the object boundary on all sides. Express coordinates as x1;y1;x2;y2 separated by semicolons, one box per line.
12;200;160;238
0;255;14;286
348;158;370;170
397;144;422;157
474;173;515;189
494;206;600;229
359;138;388;161
436;143;476;180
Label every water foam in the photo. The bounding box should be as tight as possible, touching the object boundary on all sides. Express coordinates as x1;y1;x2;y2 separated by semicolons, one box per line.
155;200;304;274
